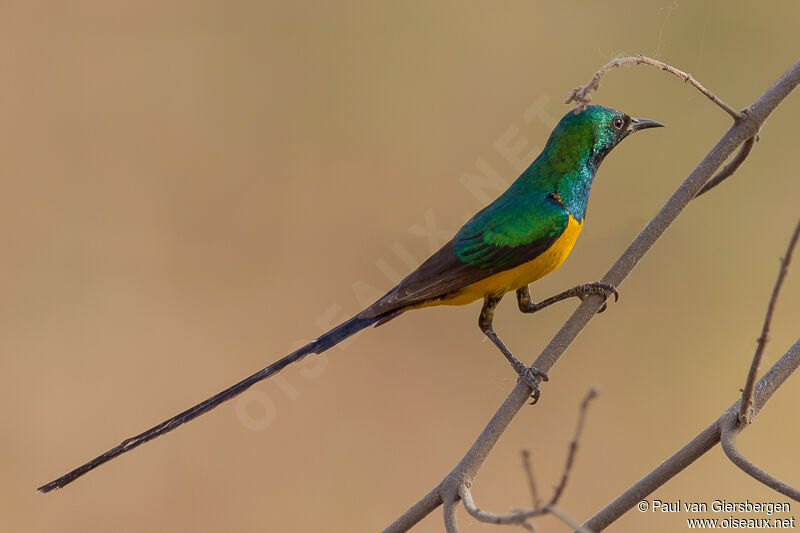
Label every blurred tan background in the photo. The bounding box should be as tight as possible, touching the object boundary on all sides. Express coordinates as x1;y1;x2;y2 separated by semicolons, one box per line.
2;2;799;531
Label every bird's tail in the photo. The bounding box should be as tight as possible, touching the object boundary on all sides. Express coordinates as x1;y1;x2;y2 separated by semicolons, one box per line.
37;309;400;493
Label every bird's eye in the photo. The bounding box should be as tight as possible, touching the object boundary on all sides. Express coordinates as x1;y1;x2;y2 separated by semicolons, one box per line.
612;117;625;130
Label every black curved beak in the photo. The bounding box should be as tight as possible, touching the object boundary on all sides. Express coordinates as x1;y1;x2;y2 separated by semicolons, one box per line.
629;117;665;132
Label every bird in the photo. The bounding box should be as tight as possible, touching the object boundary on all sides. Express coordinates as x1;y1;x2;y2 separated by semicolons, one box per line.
39;104;663;492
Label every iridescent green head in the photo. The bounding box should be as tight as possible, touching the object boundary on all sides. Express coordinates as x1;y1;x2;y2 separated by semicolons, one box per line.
545;105;664;172
522;105;663;222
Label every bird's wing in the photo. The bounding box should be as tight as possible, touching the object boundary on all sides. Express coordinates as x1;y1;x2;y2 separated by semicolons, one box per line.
360;191;569;317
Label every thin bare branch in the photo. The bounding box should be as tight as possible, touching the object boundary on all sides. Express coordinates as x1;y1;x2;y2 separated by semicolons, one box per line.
459;485;534;531
565;55;743;120
549;388;597;507
740;217;800;423
696;135;756;197
547;505;592;533
581;338;800;532
384;58;800;532
719;413;800;501
520;449;541;509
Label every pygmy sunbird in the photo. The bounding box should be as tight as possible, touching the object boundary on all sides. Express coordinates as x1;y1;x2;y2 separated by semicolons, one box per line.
39;104;663;492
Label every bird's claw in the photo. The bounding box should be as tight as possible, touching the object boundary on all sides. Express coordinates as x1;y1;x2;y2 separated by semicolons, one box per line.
516;366;548;405
575;282;619;313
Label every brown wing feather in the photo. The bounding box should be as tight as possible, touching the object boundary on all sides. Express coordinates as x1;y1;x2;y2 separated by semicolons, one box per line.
359;242;473;318
359;234;559;318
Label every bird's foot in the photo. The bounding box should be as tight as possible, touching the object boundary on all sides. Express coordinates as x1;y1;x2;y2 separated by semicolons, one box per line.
512;361;549;405
573;282;619;313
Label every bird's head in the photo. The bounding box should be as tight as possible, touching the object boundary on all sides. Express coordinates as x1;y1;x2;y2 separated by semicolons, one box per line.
546;105;664;171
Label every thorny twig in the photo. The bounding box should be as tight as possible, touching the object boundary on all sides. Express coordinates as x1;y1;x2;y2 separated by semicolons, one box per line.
565;54;743;120
548;387;597;507
739;218;800;424
703;218;800;504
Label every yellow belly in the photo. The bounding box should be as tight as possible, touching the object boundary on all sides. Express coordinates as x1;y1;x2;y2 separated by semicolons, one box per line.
415;215;583;308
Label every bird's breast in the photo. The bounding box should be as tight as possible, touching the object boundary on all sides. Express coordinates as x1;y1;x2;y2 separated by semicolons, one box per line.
433;215;584;307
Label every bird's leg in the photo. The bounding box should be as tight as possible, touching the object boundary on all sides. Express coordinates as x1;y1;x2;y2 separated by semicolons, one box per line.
517;282;619;315
479;295;548;405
